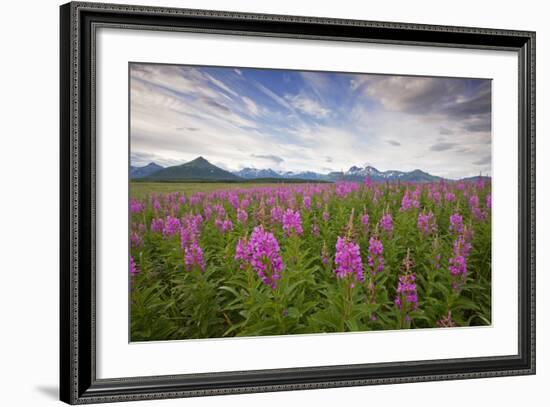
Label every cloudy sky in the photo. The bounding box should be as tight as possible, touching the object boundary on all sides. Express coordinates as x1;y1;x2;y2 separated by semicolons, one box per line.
130;63;491;179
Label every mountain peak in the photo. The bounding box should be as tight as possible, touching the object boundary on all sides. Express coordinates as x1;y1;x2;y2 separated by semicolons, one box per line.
147;156;240;181
130;162;164;179
191;156;209;164
347;165;380;176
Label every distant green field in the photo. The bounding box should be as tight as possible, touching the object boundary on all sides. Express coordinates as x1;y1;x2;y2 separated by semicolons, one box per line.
130;181;311;198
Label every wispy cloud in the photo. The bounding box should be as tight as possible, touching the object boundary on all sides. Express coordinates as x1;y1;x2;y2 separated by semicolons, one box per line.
430;142;458;152
251;154;284;165
285;93;329;118
130;64;492;178
473;156;491;165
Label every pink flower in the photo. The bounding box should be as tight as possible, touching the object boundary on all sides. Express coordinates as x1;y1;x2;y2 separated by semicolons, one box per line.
150;218;164;233
380;213;393;233
270;206;283;224
394;274;418;311
334;237;364;282
282;208;303;236
367;237;384;274
417;211;437;235
163;216;181;237
449;213;463;234
130;256;139;276
303;195;312;211
130;199;144;214
243;226;284;289
237;208;248;224
184;241;205;272
400;190;419;211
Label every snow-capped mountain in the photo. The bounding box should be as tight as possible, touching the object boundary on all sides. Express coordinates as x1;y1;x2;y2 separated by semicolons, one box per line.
233;168;282;179
342;165;441;182
233;164;444;183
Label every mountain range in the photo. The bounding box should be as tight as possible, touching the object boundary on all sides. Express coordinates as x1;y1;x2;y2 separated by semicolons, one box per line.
130;156;488;183
130;162;164;179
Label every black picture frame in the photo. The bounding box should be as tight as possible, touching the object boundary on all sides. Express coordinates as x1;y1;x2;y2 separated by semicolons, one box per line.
60;1;536;404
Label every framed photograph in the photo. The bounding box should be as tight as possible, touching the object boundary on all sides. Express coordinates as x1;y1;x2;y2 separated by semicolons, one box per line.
60;1;536;404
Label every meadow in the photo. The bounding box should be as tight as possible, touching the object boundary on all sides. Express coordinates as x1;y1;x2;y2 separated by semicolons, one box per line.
129;178;491;341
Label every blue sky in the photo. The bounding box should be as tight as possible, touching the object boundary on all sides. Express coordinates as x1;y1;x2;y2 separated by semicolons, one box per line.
130;63;491;179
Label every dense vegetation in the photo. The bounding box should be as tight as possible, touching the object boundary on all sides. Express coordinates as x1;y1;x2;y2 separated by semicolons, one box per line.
129;178;491;341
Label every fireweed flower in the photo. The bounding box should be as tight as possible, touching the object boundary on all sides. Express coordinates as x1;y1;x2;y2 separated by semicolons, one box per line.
228;193;239;209
203;205;213;220
334;236;364;282
335;182;359;198
444;191;455;202
303;195;312;211
417;211;437;235
163;216;181;237
184;240;205;272
448;254;466;277
150;218;164;233
364;176;374;188
240;198;250;209
180;227;194;250
270;206;283;224
235;237;251;268
182;213;203;236
130;231;143;248
454;232;473;258
129;256;139;277
130;199;144;214
431;190;441;205
322;209;330;222
449;213;463;234
152;198;161;211
394;274;418;311
248;226;284;289
367;236;385;275
215;218;233;233
448;230;473;290
222;219;233;233
379;212;393;233
394;250;418;323
237;208;248;224
178;214;203;250
486;193;492;209
282;208;303;236
472;206;486;220
213;204;226;218
400;190;419;212
189;194;203;206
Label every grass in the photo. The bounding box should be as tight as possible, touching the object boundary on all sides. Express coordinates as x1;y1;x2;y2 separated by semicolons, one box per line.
130;182;309;198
